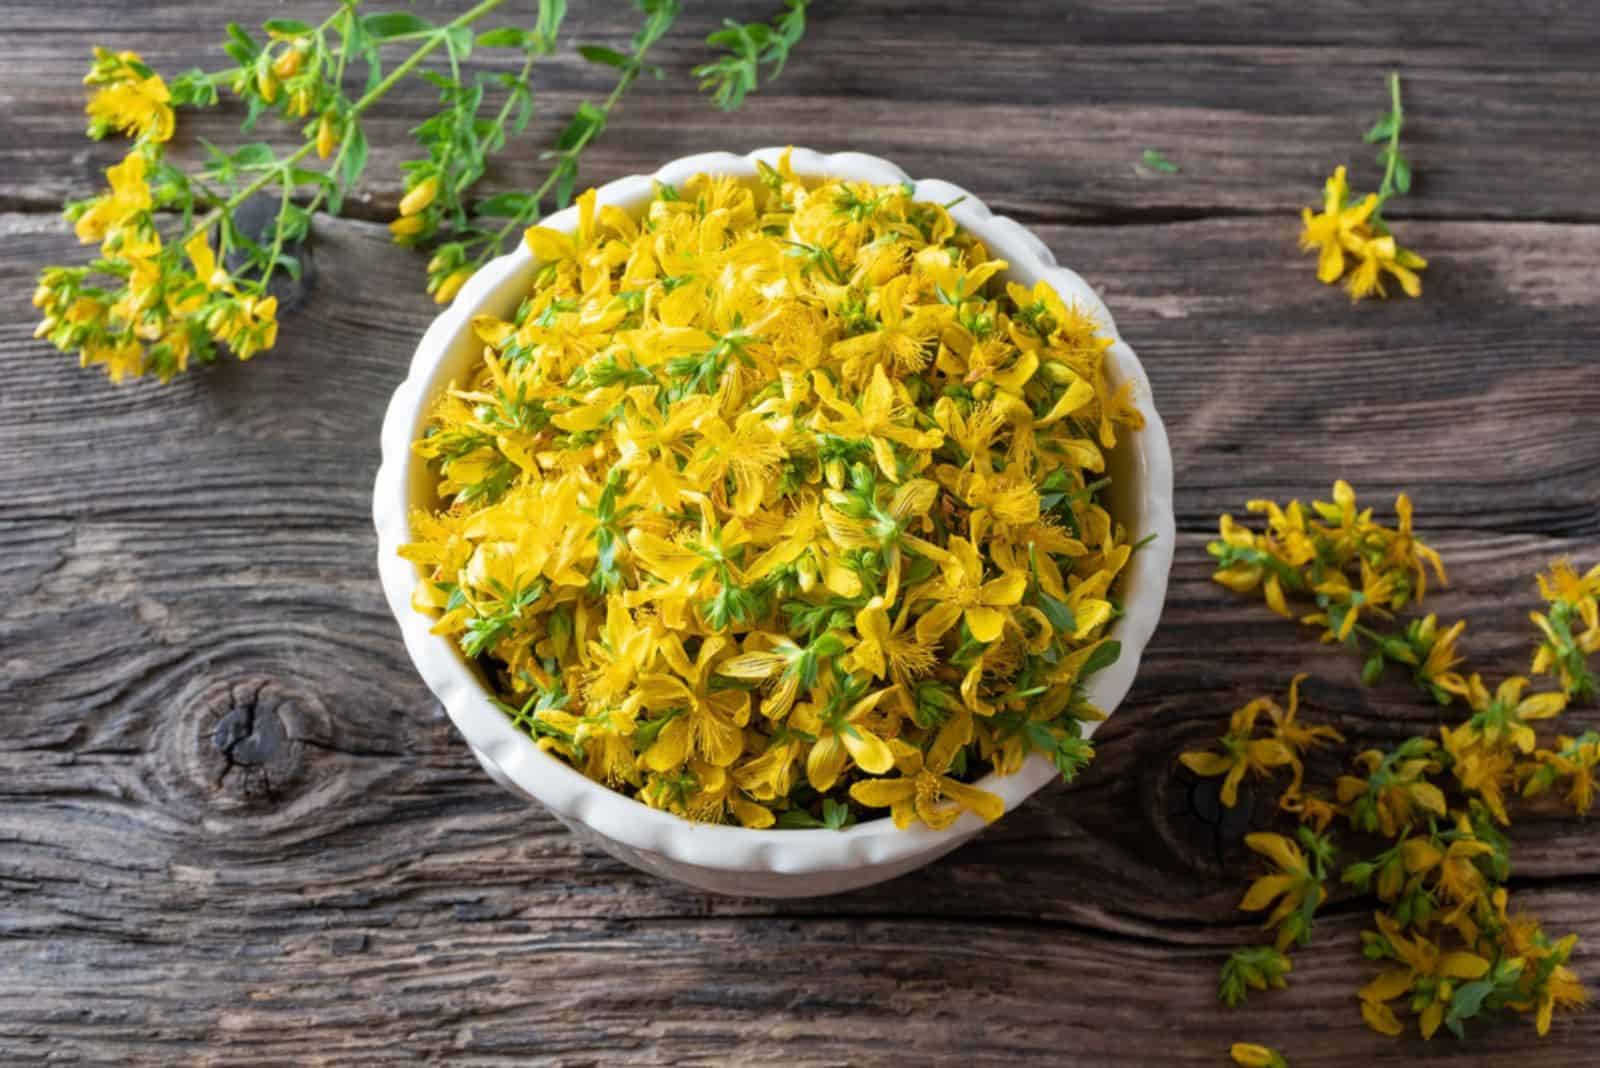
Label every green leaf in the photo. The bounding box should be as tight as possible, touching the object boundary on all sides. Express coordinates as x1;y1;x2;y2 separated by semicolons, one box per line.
821;798;852;830
476;27;529;49
537;0;568;51
1363;114;1397;144
1392;153;1413;195
340;121;369;192
262;18;312;35
555;100;607;151
1077;640;1121;681
230;143;277;167
578;44;631;68
169;69;220;108
776;808;825;829
554;158;577;210
223;22;259;61
1140;148;1179;174
475;191;533;218
361;12;430;40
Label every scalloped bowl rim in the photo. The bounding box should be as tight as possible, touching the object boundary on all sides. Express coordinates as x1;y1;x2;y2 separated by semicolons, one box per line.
373;147;1175;877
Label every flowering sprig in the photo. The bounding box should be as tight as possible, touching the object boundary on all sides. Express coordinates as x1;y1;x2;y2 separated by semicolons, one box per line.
38;0;810;384
1298;72;1427;301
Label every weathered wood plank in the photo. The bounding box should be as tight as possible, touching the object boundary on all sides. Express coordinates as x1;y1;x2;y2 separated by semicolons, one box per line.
0;1;1597;223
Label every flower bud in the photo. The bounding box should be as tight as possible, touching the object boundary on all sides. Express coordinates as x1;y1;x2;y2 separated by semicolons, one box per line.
388;215;426;240
432;267;474;305
272;46;304;79
316;113;338;159
256;67;279;103
399;175;439;217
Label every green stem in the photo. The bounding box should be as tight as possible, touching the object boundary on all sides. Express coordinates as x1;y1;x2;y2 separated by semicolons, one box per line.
258;178;295;290
183;0;512;246
475;39;661;264
1377;71;1404;202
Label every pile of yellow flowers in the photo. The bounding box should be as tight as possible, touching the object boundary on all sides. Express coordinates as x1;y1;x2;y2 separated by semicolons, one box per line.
1195;483;1595;1046
403;154;1146;830
34;49;279;383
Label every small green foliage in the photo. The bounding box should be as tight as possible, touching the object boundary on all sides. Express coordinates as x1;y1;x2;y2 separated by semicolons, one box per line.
694;0;810;110
1140;148;1179;174
1219;946;1292;1007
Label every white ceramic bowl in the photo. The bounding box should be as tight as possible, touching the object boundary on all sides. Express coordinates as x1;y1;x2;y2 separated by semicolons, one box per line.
374;147;1175;897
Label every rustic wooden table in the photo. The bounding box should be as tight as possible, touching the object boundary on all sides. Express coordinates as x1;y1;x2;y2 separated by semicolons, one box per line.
3;1;1598;1064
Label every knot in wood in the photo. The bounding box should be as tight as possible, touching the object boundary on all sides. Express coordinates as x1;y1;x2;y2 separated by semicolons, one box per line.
188;676;308;808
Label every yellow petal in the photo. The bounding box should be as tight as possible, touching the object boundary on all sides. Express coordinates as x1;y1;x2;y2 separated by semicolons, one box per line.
842;726;895;776
1437;952;1490;981
965;605;1006;643
1361;998;1404;1037
525;225;576;263
942;778;1005;823
1239;873;1295;912
1359;968;1414;1004
1245;832;1302;872
850;778;916;808
1179;751;1233;777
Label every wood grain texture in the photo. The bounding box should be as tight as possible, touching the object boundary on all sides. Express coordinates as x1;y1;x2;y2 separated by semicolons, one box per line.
2;2;1599;223
3;2;1600;1064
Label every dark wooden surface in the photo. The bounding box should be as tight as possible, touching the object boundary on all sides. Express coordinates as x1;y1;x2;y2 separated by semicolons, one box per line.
3;2;1599;1064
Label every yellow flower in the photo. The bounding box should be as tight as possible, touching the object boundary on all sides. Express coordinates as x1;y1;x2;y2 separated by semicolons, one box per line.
847;596;935;686
1384;493;1446;599
1412;613;1467;695
849;716;1003;830
1345;233;1427;301
911;535;1027;645
830;273;948;376
73;151;153;244
632;634;751;770
1358;912;1490;1039
1400;818;1494;918
1337;739;1445;837
1520;731;1600;817
1454;673;1567;755
83;49;175;144
794;679;896;792
1238;832;1328;951
1298;166;1375;284
1263;673;1343;794
812;364;943;481
183;231;235;293
316;112;339;159
389;214;426;239
1179;696;1296;808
